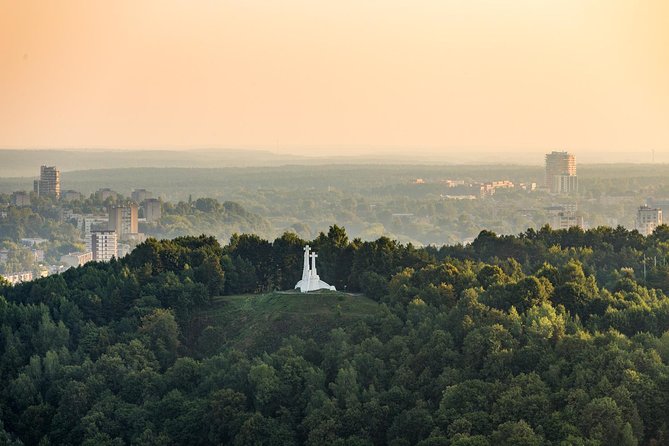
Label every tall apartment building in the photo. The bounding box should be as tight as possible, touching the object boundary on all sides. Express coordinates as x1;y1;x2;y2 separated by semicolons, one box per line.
108;204;138;238
90;230;118;262
143;198;162;222
34;165;61;198
96;188;118;201
636;205;662;236
131;189;152;203
552;174;578;195
545;151;577;194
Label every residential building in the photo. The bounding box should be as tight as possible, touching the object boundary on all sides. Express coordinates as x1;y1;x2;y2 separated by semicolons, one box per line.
81;215;108;232
34;165;61;198
60;252;93;269
546;205;583;229
108;204;138;238
90;230;118;262
131;189;152;203
1;271;33;285
144;198;162;222
636;205;662;236
545;151;577;194
550;212;584;230
645;198;669;217
480;180;514;197
552;174;578;195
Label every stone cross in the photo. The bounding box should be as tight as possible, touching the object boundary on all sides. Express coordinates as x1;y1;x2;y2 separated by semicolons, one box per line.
310;252;318;276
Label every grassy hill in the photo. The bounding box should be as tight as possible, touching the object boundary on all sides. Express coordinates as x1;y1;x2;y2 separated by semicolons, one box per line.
186;290;381;356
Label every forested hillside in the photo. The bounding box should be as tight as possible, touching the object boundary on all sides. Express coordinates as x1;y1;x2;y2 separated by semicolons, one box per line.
3;225;669;445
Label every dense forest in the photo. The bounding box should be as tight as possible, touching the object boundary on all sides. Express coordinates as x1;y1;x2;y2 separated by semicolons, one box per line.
3;225;669;444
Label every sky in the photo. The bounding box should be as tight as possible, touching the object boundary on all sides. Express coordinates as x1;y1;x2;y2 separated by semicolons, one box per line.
1;0;668;157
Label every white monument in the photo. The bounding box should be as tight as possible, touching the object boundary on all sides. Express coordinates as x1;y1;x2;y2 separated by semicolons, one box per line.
295;245;336;292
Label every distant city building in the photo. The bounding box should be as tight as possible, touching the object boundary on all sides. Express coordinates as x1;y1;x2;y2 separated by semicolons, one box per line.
545;151;578;194
546;205;583;230
1;271;33;285
552;174;579;195
60;251;93;269
440;194;478;200
442;179;466;187
645;198;669;217
11;191;31;207
143;198;162;222
550;212;584;230
81;215;109;234
518;182;537;191
61;190;82;202
480;180;514;197
90;230;118;262
34;165;61;198
636;205;662;236
108;204;139;238
96;188;118;201
131;189;152;203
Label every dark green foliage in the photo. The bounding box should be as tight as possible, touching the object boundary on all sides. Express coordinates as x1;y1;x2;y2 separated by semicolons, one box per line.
2;226;669;444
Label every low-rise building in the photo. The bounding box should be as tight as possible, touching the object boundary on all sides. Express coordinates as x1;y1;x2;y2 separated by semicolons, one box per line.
60;251;93;269
1;271;33;285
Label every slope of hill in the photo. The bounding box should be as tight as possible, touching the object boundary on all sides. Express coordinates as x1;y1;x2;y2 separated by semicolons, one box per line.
188;291;381;356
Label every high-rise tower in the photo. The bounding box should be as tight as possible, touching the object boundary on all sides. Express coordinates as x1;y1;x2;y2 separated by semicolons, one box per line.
35;165;61;198
108;203;139;238
545;151;577;194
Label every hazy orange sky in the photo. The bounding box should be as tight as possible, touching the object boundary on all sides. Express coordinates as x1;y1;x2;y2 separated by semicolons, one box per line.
1;0;668;155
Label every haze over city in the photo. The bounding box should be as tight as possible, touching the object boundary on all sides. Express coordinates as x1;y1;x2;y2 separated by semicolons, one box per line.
1;0;668;157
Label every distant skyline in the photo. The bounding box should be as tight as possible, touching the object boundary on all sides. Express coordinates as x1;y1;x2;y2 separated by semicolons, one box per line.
1;1;668;155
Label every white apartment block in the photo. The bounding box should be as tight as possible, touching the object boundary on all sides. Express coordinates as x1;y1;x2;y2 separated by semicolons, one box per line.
636;205;662;236
91;230;118;262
